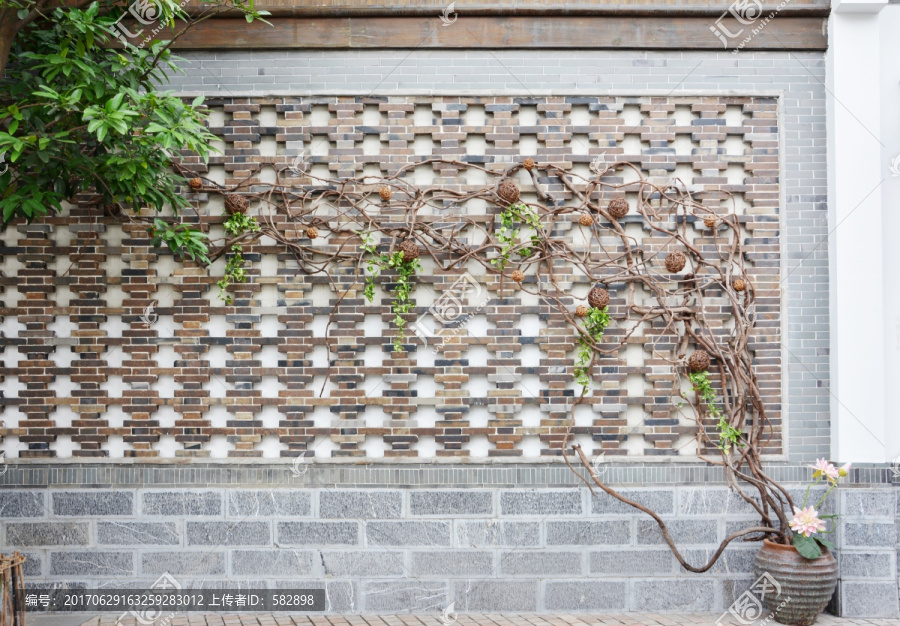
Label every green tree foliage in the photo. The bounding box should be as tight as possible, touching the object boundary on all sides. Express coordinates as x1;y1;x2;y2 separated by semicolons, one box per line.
0;0;268;259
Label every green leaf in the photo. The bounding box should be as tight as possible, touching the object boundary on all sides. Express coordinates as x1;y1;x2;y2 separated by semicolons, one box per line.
793;534;823;560
815;537;835;550
32;88;59;100
109;92;125;110
109;119;128;135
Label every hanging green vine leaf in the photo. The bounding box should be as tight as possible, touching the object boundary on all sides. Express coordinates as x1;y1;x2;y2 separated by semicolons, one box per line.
360;232;423;353
217;212;260;304
491;202;543;270
574;306;610;394
223;212;259;237
688;370;743;452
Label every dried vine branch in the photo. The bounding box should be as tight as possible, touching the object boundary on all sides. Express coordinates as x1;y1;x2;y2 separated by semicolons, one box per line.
564;444;779;573
156;157;790;565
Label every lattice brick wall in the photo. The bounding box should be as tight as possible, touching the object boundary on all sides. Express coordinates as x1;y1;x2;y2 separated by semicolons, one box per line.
0;95;782;460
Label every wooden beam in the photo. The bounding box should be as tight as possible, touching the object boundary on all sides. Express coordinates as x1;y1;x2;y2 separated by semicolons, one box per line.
160;16;827;51
177;0;831;19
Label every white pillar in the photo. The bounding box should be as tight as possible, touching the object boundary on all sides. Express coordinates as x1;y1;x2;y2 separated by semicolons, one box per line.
879;5;900;464
827;0;889;463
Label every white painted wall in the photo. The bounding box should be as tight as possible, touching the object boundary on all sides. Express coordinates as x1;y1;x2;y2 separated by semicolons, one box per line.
879;4;900;464
828;0;900;463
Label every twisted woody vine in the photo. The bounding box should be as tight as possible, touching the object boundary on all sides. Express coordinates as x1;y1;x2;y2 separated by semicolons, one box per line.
152;155;815;572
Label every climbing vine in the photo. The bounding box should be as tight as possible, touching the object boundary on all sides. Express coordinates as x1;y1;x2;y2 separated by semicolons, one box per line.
360;232;423;353
216;208;259;305
574;305;610;394
137;154;791;574
688;370;743;453
492;201;543;270
168;160;764;453
161;159;782;538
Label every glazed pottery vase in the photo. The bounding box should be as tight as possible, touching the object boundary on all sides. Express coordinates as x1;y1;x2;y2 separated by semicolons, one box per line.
753;539;838;626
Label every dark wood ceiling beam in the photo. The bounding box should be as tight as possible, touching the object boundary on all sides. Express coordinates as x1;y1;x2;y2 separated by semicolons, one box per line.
183;5;831;18
165;16;828;51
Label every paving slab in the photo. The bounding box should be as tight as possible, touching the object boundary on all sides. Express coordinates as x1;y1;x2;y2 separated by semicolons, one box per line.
77;614;898;626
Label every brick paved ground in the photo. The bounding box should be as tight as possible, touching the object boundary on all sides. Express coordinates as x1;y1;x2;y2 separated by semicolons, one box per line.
81;614;900;626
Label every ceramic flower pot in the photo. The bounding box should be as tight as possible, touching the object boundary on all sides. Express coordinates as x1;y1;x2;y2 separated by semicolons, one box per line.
753;539;837;626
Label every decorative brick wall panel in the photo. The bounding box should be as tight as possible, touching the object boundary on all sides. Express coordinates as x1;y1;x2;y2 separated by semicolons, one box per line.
0;95;782;461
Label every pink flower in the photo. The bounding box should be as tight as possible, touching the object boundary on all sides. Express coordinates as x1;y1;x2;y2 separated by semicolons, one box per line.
838;462;852;477
789;505;826;538
810;458;839;482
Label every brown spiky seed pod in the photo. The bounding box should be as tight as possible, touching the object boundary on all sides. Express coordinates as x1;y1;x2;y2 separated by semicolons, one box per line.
575;305;589;318
189;177;203;190
688;350;711;373
523;158;535;171
305;226;319;240
379;186;392;201
587;287;610;310
579;213;593;227
398;239;420;261
607;197;629;219
704;215;717;229
665;251;686;273
498;180;520;204
733;278;746;292
224;194;248;215
511;270;525;283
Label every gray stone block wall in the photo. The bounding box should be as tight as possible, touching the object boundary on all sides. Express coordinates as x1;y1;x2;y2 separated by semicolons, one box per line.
833;489;900;618
6;484;897;616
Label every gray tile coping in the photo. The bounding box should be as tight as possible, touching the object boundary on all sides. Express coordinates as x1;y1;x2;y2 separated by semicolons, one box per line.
0;462;895;488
